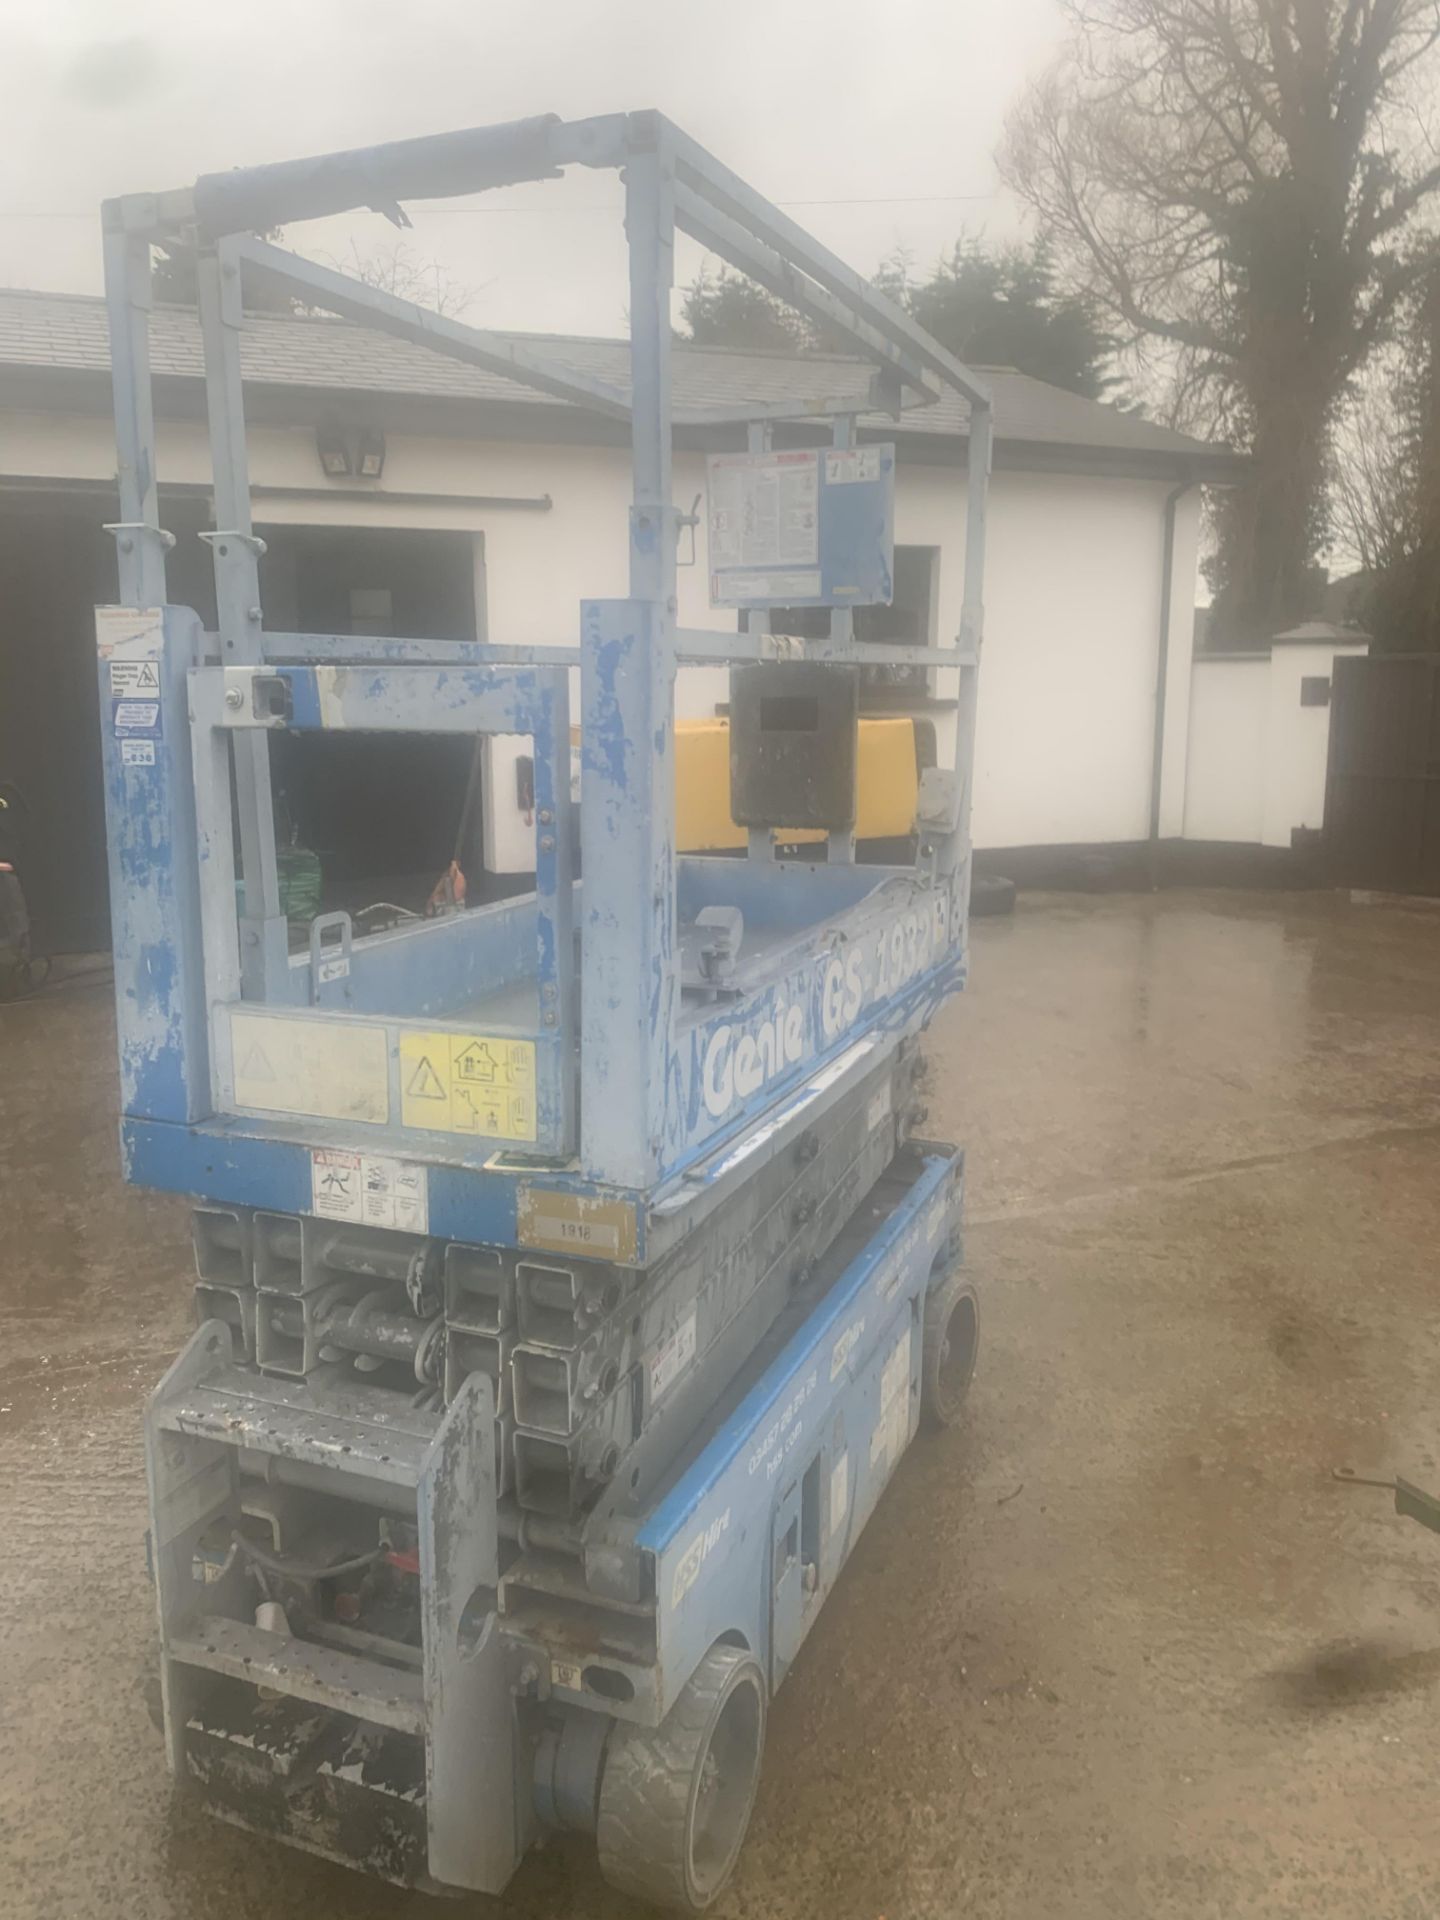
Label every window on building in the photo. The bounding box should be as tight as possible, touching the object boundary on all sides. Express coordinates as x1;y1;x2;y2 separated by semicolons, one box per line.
767;545;939;709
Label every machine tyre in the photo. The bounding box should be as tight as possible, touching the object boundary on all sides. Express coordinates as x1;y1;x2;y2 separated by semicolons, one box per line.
969;871;1017;917
596;1642;766;1912
921;1269;979;1432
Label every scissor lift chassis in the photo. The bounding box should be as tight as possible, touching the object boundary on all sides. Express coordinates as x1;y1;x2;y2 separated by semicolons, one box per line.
100;111;992;1908
150;1142;968;1896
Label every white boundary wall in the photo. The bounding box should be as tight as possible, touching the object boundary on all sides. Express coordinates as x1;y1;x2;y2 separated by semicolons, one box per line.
1184;640;1368;847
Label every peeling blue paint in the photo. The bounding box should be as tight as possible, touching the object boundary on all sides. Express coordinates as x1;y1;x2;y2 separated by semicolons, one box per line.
584;633;631;791
99;607;212;1129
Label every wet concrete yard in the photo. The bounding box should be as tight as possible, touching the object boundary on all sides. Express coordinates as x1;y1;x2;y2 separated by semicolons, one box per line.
4;889;1440;1918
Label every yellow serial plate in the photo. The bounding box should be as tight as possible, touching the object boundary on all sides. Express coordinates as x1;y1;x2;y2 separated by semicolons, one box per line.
517;1187;640;1265
399;1031;537;1141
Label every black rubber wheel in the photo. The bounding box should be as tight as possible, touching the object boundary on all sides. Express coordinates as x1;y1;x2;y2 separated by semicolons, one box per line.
921;1270;980;1431
969;872;1016;917
596;1642;766;1911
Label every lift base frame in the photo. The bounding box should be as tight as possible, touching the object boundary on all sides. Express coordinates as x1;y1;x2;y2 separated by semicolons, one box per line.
148;1142;962;1893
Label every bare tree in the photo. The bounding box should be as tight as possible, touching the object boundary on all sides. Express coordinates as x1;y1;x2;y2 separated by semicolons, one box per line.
1332;343;1415;577
328;238;478;319
1335;268;1440;644
157;234;480;322
1002;1;1440;642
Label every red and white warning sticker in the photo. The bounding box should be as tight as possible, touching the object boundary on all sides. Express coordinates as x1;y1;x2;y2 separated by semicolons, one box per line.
311;1147;428;1233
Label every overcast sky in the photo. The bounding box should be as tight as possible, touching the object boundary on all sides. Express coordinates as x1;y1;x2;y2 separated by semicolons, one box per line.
1;0;1061;335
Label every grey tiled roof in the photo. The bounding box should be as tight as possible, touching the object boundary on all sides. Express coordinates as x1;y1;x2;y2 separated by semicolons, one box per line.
0;286;1233;464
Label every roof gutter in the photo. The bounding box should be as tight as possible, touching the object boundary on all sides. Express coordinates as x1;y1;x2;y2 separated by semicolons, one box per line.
1147;472;1199;888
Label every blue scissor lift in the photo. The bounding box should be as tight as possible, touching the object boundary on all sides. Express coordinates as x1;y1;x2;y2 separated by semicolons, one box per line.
99;111;991;1910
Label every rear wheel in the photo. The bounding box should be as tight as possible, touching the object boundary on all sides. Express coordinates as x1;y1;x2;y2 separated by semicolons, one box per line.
921;1269;979;1431
596;1642;766;1911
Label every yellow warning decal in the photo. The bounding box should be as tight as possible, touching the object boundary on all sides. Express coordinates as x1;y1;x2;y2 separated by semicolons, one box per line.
231;1012;389;1125
399;1031;537;1141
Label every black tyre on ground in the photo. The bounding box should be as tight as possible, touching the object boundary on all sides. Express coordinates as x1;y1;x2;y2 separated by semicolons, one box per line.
921;1268;980;1431
969;871;1016;917
596;1641;767;1912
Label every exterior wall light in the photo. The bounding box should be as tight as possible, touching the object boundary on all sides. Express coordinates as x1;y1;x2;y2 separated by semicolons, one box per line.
316;424;351;477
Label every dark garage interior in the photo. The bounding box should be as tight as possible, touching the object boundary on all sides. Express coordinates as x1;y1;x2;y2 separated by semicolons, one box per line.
0;489;482;955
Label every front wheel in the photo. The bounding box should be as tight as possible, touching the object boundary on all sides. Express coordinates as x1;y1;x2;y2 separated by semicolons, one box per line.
921;1269;979;1431
596;1642;766;1911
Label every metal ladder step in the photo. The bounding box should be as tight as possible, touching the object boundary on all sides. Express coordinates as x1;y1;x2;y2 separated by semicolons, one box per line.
156;1360;437;1487
167;1614;426;1735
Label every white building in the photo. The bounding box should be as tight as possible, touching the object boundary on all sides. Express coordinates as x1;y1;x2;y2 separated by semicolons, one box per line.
0;285;1325;952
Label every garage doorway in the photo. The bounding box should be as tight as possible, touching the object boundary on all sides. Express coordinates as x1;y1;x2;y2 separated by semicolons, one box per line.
255;524;483;644
0;498;483;953
0;496;114;954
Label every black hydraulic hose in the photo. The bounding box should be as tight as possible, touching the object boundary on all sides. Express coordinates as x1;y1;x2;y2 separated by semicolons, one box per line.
232;1532;387;1584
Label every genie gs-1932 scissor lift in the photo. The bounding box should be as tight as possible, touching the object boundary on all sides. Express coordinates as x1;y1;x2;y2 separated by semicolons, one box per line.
97;111;991;1909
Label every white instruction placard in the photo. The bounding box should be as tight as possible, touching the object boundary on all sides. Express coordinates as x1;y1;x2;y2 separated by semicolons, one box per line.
650;1306;698;1404
311;1148;428;1233
720;569;821;603
708;449;819;572
113;699;161;735
95;606;163;660
829;1450;850;1537
869;1327;913;1471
